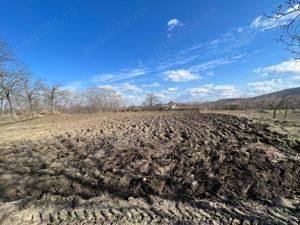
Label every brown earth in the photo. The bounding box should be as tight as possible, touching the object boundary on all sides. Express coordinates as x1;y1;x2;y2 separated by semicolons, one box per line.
0;111;299;224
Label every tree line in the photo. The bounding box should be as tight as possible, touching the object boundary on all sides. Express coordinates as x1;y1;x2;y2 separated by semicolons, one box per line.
0;40;125;119
202;95;300;121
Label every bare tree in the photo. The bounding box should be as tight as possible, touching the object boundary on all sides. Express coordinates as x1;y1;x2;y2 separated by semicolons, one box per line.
0;68;23;119
21;75;42;114
0;40;41;118
282;96;296;121
107;90;124;112
267;95;291;119
268;1;300;57
85;86;124;113
43;84;64;114
143;93;159;108
85;86;103;113
255;99;268;119
289;95;300;112
0;40;22;119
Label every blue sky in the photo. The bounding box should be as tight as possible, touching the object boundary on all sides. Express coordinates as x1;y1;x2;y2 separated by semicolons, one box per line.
1;0;300;104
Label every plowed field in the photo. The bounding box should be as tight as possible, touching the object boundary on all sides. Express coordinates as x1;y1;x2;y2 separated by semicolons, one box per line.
0;111;299;224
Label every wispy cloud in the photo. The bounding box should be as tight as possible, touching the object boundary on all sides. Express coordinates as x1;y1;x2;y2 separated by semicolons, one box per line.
89;26;254;86
92;68;147;83
156;29;254;74
248;79;278;87
163;69;200;82
251;5;300;30
292;75;300;81
190;58;235;71
141;82;160;88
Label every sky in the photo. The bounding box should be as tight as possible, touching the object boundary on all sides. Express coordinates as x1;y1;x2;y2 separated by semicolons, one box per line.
1;0;300;104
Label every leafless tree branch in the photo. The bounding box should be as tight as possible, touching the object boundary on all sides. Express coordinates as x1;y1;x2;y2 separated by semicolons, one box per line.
267;0;300;57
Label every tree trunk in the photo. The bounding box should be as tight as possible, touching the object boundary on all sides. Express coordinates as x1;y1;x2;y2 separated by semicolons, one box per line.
273;108;277;119
259;110;262;119
6;92;16;119
29;103;33;113
28;96;33;113
0;98;3;117
51;100;55;114
28;98;35;116
284;108;288;122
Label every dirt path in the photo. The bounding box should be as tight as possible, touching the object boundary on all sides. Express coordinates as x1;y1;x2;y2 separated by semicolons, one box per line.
0;111;299;224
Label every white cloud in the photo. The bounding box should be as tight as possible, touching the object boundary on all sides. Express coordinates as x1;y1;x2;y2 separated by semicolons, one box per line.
167;87;177;92
188;86;211;97
163;69;199;82
206;72;214;76
188;84;238;98
121;83;143;93
251;5;300;30
247;79;283;93
214;85;239;97
167;18;183;31
254;59;300;75
161;87;178;96
237;28;243;32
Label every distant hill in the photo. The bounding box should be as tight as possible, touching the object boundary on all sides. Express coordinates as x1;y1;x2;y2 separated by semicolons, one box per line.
205;87;300;106
251;87;300;100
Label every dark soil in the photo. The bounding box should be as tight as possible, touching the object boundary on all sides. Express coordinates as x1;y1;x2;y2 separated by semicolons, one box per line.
0;111;299;206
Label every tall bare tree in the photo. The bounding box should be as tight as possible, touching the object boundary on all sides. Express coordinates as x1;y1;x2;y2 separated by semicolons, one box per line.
43;84;63;114
21;75;42;113
268;1;300;57
267;95;291;119
143;93;159;108
0;68;23;119
0;40;21;119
